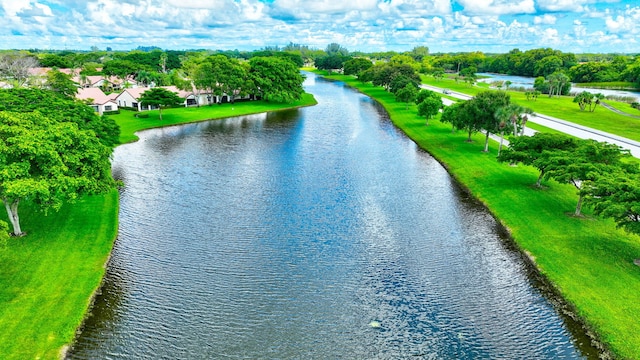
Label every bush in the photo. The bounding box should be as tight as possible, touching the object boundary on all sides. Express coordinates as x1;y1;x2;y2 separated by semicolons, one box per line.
631;102;640;110
102;110;120;115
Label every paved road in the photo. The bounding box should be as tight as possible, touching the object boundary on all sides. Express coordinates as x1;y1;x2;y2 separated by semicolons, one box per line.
422;84;640;157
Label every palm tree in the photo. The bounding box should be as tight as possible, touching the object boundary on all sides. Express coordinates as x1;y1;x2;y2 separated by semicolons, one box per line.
494;104;534;155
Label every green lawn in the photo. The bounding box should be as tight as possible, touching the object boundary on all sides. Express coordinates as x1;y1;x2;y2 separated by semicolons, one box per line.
422;75;640;142
0;94;318;360
0;191;118;360
113;93;318;143
317;71;640;360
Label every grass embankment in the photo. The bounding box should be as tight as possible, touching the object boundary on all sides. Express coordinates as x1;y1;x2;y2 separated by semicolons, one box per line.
0;94;317;360
318;71;640;360
0;191;119;360
422;75;640;142
114;93;317;143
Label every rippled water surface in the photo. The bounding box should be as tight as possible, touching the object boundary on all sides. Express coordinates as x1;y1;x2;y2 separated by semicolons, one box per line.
69;74;599;359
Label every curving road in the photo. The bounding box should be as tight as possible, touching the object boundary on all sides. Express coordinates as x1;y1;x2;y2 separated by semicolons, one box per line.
422;84;640;158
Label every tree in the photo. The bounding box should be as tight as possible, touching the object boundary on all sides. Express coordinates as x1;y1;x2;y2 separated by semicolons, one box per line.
0;88;120;147
45;69;78;98
409;46;429;61
315;54;348;74
0;111;117;237
524;90;541;101
493;104;534;155
546;71;571;97
395;83;418;110
432;69;445;81
440;102;462;133
139;87;183;120
573;91;605;112
0;52;39;87
343;58;373;76
465;91;511;152
325;43;349;57
102;59;146;87
543;140;630;216
497;133;578;187
418;96;443;125
586;168;640;235
534;55;563;77
459;66;477;86
504;80;512;90
389;75;419;95
453;101;484;142
248;56;305;103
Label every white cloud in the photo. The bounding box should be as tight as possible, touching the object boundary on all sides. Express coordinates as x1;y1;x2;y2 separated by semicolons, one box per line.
533;14;556;24
0;0;637;53
457;0;535;15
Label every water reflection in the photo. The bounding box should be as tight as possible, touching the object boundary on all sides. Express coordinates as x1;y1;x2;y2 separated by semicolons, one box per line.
68;73;599;359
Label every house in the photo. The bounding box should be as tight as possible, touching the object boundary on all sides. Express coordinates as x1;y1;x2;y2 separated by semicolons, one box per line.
115;86;217;110
76;87;119;115
73;74;137;92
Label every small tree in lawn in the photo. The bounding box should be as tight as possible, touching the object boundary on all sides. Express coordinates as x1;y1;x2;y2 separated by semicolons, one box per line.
395;83;418;110
466;91;510;152
494;104;534;154
454;101;484;142
418;97;443;126
586;167;640;235
440;102;461;133
543;139;630;216
139;87;183;121
497;132;579;187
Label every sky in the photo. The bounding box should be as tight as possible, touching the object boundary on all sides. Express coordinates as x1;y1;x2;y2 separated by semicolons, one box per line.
1;0;639;54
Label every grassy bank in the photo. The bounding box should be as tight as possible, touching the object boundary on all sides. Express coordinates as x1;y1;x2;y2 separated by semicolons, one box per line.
0;94;317;360
317;71;640;359
422;75;640;142
0;191;119;360
113;93;317;143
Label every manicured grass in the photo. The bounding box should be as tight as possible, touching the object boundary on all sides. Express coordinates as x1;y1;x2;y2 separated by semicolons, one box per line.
112;93;318;143
316;71;640;360
422;75;640;142
0;95;318;360
0;190;119;360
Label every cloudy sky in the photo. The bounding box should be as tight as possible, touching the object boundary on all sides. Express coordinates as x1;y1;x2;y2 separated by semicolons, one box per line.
1;0;639;53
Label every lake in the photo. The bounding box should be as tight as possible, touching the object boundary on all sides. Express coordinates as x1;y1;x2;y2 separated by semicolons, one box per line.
67;73;599;359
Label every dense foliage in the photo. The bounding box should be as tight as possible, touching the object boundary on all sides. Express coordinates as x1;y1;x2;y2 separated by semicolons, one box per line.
0;88;120;147
0;111;117;236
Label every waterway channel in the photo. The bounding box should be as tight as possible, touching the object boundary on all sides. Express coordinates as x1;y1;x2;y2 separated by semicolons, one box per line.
68;73;600;359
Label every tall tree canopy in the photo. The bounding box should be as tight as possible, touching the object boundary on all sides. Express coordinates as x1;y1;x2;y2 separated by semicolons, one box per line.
0;88;120;147
248;57;305;103
0;111;117;237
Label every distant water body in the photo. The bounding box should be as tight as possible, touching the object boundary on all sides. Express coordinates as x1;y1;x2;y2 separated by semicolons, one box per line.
68;73;600;359
478;72;640;101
